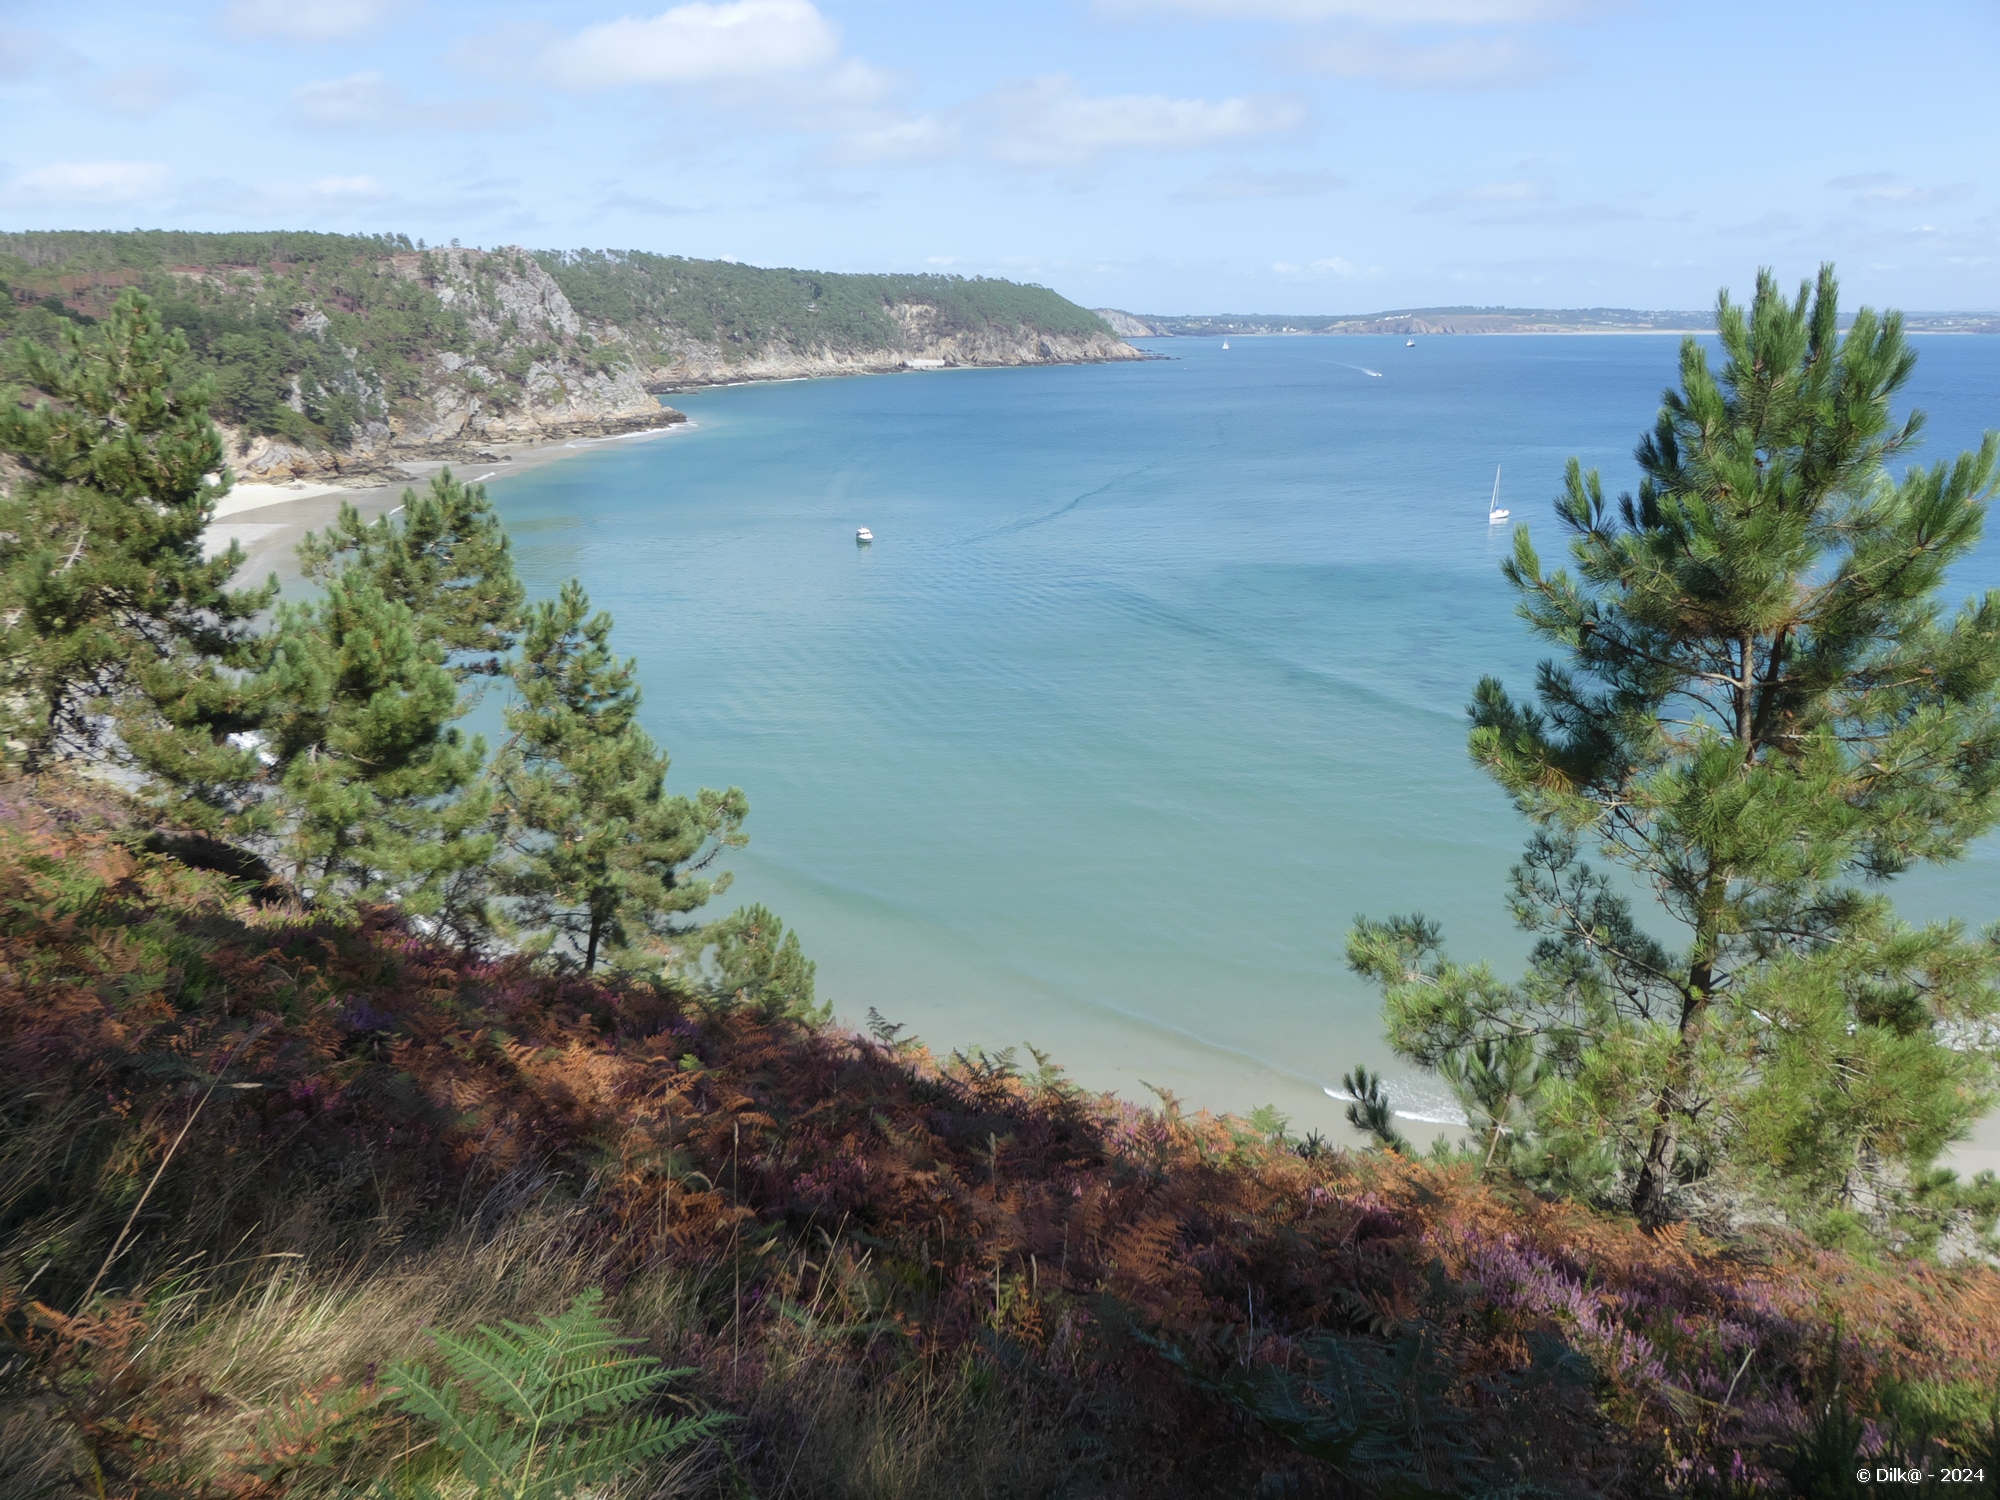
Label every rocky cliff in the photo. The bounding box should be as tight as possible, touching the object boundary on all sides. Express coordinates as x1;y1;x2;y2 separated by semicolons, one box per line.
222;247;687;483
635;322;1141;390
230;247;1143;481
1092;308;1161;338
0;233;1142;486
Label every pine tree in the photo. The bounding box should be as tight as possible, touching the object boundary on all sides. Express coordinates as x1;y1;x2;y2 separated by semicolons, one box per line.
496;579;747;973
0;291;273;823
1350;267;2000;1226
297;468;523;681
259;570;490;912
702;901;821;1020
259;468;520;923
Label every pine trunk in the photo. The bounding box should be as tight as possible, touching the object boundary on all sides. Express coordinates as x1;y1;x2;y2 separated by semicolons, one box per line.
1632;887;1721;1228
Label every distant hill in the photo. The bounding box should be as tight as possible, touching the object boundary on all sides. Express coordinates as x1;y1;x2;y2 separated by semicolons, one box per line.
1100;306;2000;337
0;231;1136;484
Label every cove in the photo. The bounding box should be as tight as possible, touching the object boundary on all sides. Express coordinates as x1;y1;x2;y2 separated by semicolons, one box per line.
488;333;2000;1137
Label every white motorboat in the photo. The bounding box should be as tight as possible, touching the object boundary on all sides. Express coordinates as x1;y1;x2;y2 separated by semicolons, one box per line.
1406;338;1416;347
1487;465;1509;523
856;527;874;544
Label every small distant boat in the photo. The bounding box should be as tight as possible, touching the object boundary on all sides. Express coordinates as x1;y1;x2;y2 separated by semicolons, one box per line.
1362;367;1383;378
855;527;873;545
1487;465;1509;524
1221;340;1230;350
1406;338;1416;347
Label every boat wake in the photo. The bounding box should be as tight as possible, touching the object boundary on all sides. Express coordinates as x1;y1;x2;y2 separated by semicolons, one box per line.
969;457;1167;542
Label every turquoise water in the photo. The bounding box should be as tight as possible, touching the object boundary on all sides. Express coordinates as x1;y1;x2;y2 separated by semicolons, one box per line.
488;334;2000;1134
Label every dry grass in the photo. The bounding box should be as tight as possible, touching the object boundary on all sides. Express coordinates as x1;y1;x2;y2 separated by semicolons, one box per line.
4;786;1999;1498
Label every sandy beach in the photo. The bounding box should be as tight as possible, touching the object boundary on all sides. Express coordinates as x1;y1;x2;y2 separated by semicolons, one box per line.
200;422;695;584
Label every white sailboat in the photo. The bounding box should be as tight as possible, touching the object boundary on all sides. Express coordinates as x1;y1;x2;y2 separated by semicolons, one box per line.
1487;465;1509;524
1221;339;1230;350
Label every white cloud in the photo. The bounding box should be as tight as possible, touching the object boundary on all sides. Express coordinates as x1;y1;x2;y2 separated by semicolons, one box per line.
1289;30;1560;87
87;66;197;119
972;74;1305;170
223;0;399;43
823;74;1304;172
800;57;900;108
551;0;840;90
1828;173;1973;207
1417;178;1552;210
1868;184;1973;206
752;56;915;137
289;72;522;131
1271;255;1362;275
1097;0;1594;20
823;114;959;166
7;160;170;205
1173;167;1345;201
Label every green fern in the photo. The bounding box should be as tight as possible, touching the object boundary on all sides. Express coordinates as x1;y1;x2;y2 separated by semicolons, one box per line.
383;1289;724;1500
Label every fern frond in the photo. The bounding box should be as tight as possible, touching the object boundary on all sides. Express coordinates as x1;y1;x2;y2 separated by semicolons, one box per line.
386;1360;527;1485
536;1411;726;1491
538;1357;679;1425
389;1290;721;1500
431;1323;552;1421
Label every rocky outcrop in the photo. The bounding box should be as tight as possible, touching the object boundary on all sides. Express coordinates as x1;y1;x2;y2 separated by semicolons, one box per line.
203;245;1138;483
1092;309;1161;338
215;247;684;483
637;319;1143;390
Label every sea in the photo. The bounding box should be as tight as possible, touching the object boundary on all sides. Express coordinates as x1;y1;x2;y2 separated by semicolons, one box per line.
484;332;2000;1139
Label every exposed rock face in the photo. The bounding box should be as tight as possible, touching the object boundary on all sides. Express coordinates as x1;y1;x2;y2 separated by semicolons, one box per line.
209;245;1138;484
638;319;1143;390
1092;309;1161;338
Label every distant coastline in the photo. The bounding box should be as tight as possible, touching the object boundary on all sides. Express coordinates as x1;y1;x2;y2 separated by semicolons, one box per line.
1097;306;2000;338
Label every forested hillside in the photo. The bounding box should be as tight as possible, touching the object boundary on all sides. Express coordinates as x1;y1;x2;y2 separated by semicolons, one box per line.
540;248;1112;350
0;231;1133;483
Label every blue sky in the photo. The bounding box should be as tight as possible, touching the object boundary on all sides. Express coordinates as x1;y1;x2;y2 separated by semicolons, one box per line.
3;0;1997;314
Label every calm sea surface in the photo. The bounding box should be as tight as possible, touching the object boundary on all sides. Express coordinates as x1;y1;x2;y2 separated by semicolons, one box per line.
486;333;2000;1134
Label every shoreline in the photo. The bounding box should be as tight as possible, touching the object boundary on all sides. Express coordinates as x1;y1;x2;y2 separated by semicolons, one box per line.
200;347;1145;575
203;419;699;584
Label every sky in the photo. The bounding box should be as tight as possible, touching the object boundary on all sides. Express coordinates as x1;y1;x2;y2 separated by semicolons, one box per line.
2;0;1998;314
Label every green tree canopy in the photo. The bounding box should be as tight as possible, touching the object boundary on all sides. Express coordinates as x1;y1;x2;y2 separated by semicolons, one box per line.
0;291;273;822
259;569;490;913
298;469;524;680
495;578;746;973
1350;266;2000;1227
